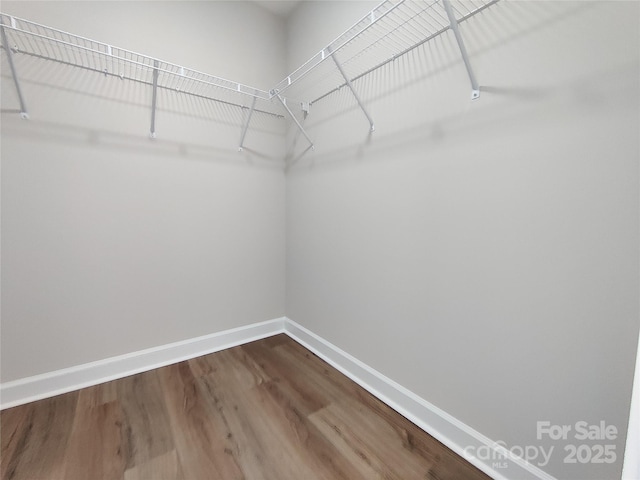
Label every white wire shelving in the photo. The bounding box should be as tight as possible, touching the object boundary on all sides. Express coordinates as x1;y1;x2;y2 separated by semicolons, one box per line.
272;0;498;147
0;0;498;153
274;0;495;100
0;12;283;148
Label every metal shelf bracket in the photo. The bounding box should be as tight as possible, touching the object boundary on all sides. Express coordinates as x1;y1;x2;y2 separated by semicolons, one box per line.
0;17;29;119
328;46;375;132
272;90;314;150
238;95;257;152
442;0;480;100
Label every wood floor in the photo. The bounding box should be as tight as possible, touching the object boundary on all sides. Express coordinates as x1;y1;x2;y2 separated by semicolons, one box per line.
1;334;490;480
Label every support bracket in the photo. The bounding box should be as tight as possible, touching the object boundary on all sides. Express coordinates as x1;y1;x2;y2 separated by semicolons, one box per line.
272;90;314;150
328;46;374;132
287;104;309;161
442;0;480;100
0;18;29;119
150;60;159;138
238;95;257;152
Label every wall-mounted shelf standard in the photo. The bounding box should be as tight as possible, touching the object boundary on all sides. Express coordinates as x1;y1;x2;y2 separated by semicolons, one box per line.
1;0;499;154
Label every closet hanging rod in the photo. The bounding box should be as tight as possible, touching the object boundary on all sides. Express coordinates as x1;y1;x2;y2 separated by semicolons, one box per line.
0;13;273;102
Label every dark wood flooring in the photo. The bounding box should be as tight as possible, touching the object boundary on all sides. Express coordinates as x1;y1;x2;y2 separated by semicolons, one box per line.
1;334;490;479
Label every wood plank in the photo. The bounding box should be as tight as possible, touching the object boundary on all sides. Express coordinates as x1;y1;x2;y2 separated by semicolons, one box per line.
1;393;78;480
189;345;268;390
76;380;118;409
61;401;126;479
0;402;31;479
270;338;366;404
256;333;290;349
115;371;175;469
124;449;184;480
193;346;306;479
309;397;435;479
240;339;329;415
194;356;293;480
193;343;360;480
157;361;245;480
247;379;365;480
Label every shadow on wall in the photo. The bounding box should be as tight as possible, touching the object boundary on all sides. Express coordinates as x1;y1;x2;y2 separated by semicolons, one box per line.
286;59;638;172
1;45;286;164
284;0;611;169
0;114;286;170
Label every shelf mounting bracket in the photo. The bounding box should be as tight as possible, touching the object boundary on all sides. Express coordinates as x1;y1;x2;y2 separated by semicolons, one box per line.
442;0;480;100
238;95;257;152
272;90;314;150
328;46;374;132
0;18;29;119
150;59;159;138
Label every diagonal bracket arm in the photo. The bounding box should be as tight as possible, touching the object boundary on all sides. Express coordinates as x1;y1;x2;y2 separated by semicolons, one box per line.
0;18;29;119
442;0;480;100
328;46;374;132
238;95;257;152
272;90;314;150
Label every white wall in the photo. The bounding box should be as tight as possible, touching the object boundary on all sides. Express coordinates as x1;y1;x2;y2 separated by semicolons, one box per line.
1;1;287;381
285;2;639;479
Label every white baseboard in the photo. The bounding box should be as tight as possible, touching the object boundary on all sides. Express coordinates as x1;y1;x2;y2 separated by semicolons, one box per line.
283;318;557;480
0;317;286;410
1;315;557;480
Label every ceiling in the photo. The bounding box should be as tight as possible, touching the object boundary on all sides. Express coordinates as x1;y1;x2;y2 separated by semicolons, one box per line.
253;0;302;18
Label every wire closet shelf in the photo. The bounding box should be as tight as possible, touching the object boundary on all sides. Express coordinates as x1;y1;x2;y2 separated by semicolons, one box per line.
0;0;498;149
272;0;497;105
0;13;278;113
